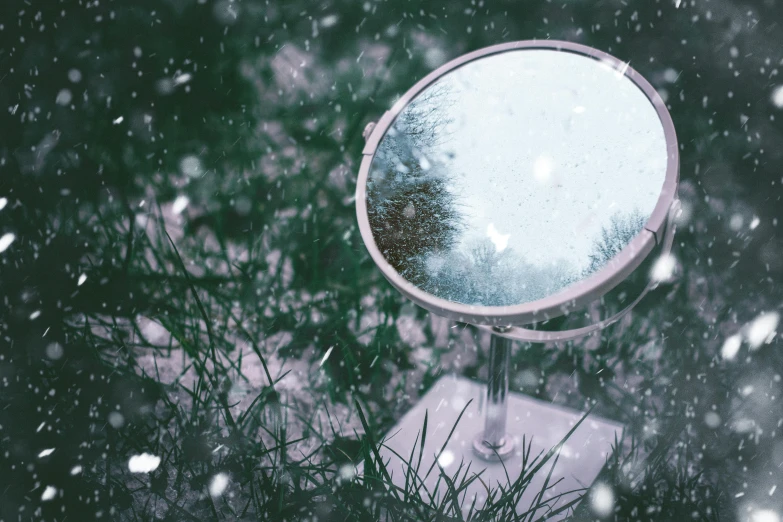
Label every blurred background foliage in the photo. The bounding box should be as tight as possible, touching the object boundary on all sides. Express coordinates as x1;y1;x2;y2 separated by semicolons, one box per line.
1;0;782;520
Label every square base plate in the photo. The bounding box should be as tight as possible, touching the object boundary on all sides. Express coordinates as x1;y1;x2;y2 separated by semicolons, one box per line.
374;375;623;519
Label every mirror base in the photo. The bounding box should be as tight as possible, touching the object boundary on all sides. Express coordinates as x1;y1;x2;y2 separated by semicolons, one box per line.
472;434;515;461
367;375;623;518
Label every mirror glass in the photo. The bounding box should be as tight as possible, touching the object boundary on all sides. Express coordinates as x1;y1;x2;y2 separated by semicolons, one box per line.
366;49;668;307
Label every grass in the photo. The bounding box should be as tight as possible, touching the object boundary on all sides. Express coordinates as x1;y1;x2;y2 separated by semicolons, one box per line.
2;0;783;520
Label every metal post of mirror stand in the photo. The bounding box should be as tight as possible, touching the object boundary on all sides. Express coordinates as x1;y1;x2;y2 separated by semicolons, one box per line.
472;325;515;461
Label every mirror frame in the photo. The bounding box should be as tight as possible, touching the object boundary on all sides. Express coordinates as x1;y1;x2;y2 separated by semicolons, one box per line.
356;40;679;326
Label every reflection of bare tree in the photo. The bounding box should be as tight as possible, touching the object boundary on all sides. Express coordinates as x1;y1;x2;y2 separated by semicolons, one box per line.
467;238;507;271
394;82;455;151
466;238;509;303
367;80;462;286
585;208;647;275
369;178;463;286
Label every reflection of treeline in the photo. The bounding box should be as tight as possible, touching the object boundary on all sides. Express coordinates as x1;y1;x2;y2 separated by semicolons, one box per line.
367;82;464;287
420;238;580;306
419;208;648;307
584;208;647;274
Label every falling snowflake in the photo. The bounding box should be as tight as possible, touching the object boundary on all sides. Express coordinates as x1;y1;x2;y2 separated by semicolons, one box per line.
56;89;72;106
46;343;64;360
172;195;190;215
128;453;161;473
338;464;356;480
704;412;721;429
590;482;615;517
436;449;454;468
41;486;57;501
180;155;204;178
68;69;82;83
173;73;192;86
319;346;334;367
730;214;745;231
721;334;742;361
320;14;339;28
108;411;125;429
209;472;229;497
750;509;781;522
0;232;16;253
651;254;677;283
746;312;779;349
772;85;783;109
533;155;553;182
487;223;510;253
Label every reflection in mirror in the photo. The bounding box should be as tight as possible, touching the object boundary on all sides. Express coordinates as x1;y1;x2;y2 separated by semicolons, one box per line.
367;49;668;307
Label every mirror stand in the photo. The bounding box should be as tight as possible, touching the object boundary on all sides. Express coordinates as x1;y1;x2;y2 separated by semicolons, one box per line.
472;327;515;461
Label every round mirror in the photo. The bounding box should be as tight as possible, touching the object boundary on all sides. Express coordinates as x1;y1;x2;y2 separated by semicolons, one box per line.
357;41;678;326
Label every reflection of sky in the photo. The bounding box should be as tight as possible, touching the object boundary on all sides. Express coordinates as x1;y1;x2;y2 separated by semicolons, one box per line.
427;50;667;269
